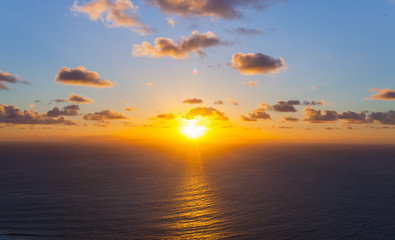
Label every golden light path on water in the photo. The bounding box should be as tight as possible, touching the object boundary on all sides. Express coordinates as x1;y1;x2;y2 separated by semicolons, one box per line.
159;142;233;239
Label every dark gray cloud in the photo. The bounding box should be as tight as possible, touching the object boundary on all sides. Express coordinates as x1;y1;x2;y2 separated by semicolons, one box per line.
83;110;128;121
303;107;338;123
183;98;203;104
55;66;113;88
272;101;297;112
147;0;282;19
132;31;225;59
283;116;299;122
52;99;67;103
338;111;368;124
47;105;80;117
228;27;263;36
0;104;76;125
68;93;94;103
369;110;395;125
230;52;286;75
0;70;29;90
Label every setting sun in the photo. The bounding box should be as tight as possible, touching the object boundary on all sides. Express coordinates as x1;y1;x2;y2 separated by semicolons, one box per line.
180;119;207;139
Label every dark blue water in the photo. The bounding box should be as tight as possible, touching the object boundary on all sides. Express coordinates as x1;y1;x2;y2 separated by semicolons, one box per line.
0;142;394;239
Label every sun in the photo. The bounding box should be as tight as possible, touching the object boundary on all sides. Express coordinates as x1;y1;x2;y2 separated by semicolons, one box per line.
179;118;207;139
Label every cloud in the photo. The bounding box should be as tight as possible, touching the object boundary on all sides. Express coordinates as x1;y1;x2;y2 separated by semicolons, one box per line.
56;66;114;88
68;93;94;103
272;100;331;112
185;107;228;121
303;107;395;125
272;101;297;112
226;98;239;106
368;88;395;100
0;104;76;125
166;17;177;27
145;82;157;87
244;80;259;87
241;103;271;121
132;31;225;59
52;99;67;103
183;98;203;104
154;113;176;120
71;0;152;35
47;105;80;117
213;100;224;105
83;110;128;120
303;107;338;123
0;70;29;90
302;100;332;106
338;111;368;124
283;116;299;122
229;27;263;36
146;0;281;19
369;110;395;125
230;52;286;75
125;107;138;111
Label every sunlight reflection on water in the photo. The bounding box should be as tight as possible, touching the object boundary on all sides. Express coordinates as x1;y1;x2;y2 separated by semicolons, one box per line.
159;146;233;239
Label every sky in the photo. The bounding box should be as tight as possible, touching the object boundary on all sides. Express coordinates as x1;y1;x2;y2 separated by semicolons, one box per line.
1;0;395;143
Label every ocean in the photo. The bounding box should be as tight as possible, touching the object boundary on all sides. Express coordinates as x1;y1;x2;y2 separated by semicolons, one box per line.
0;142;394;239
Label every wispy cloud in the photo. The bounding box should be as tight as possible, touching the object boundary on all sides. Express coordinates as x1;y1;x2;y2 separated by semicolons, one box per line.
0;70;29;90
132;31;225;59
71;0;152;35
146;0;282;19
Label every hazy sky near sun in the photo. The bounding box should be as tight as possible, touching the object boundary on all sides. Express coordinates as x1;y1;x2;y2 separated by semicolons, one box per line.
1;0;395;143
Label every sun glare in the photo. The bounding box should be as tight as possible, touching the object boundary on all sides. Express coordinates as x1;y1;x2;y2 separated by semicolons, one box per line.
180;119;207;139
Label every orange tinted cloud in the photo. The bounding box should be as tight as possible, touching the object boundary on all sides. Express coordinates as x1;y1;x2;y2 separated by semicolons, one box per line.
368;88;395;100
68;93;94;103
185;107;228;121
241;103;271;121
125;107;138;111
183;98;203;104
230;52;286;75
71;0;152;35
154;113;176;120
83;110;128;120
55;66;113;88
132;31;224;59
244;80;259;87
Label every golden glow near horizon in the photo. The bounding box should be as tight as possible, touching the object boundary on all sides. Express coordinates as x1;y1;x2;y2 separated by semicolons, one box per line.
179;118;208;139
